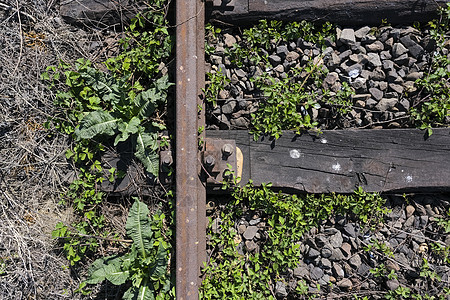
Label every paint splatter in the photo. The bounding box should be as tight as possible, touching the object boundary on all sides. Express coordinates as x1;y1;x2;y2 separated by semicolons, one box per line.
320;138;327;144
290;149;301;159
405;175;413;183
332;163;341;171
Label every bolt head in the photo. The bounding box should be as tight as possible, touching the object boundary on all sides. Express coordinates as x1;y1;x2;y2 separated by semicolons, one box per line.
162;155;173;166
222;144;233;156
205;155;215;167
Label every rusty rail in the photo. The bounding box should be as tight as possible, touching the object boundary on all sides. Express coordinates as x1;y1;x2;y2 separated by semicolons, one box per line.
175;0;205;299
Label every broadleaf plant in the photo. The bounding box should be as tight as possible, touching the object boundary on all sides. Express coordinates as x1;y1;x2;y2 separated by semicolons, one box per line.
85;199;172;300
44;59;173;176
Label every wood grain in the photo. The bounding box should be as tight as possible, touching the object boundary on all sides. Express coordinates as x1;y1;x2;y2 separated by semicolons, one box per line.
206;128;450;193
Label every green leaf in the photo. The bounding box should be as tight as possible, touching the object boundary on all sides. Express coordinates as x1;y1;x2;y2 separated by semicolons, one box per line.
114;117;141;146
134;89;158;118
85;256;109;284
149;244;168;280
104;257;129;285
137;278;155;300
135;131;159;176
74;110;119;140
126;199;153;259
123;285;139;300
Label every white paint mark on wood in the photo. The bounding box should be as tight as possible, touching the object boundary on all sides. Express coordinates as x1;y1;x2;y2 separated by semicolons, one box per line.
320;138;327;144
332;162;341;171
289;149;301;159
405;175;413;183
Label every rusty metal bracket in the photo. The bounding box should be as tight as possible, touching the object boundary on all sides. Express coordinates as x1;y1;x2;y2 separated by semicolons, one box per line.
203;138;237;184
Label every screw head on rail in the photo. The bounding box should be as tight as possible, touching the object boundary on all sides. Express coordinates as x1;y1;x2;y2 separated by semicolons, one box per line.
222;144;233;156
162;154;173;166
204;155;215;167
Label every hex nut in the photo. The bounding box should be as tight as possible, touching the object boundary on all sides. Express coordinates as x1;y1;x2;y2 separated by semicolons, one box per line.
162;154;173;166
204;155;215;167
222;144;234;156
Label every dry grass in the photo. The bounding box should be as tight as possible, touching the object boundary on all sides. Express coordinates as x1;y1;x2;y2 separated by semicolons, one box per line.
0;0;134;298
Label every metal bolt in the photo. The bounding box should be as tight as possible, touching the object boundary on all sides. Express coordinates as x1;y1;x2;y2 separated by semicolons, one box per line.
162;154;173;166
222;144;233;156
204;155;215;167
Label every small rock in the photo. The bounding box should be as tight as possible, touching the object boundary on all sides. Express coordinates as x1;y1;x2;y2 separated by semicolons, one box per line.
321;246;333;258
379;81;388;90
385;37;394;49
310;267;324;281
286;51;300;62
386;279;400;291
223;33;237;47
382;60;395;71
330;248;345;261
333;263;345;278
355;100;366;108
222;99;236;114
371;68;386;80
389;83;404;94
343;223;357;238
403;215;415;228
398;99;410;111
369;87;384;101
294;265;310;278
327;52;341;69
210;54;222;65
400;35;424;58
348;254;362;269
340;242;352;257
315;235;328;247
347;64;363;78
392;43;408;58
218;114;230;129
339;49;353;60
337;278;353;290
323;72;339;89
275;281;288;298
339;28;356;45
274;64;284;73
243;226;258;240
406;205;416;218
425;204;436;217
276;45;289;58
308;247;321;259
367;52;382;67
355;26;371;39
375;98;398;111
215;45;225;55
361;34;377;43
329;232;344;248
366;41;384;52
235;69;246;78
218;89;229;100
352;77;367;90
249;218;261;226
405;71;423;81
357;263;371;276
268;54;281;66
245;240;258;251
394;53;409;65
411;229;426;243
380;50;392;60
321;258;332;269
352;94;371;102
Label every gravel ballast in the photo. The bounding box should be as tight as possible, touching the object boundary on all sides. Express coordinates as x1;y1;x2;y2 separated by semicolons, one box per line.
205;24;449;131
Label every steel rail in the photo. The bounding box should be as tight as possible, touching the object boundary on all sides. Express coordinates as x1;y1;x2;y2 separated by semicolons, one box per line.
175;0;205;298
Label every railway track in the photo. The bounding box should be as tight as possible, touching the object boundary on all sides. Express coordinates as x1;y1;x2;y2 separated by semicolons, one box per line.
175;0;450;298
